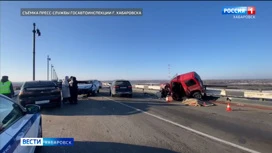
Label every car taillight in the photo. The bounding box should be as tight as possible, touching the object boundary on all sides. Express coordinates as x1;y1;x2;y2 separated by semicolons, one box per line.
114;86;119;88
19;90;32;96
128;86;132;88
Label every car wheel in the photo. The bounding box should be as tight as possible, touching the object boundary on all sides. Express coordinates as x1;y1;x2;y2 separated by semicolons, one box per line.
128;94;132;98
87;92;90;97
192;92;202;100
97;90;100;94
56;101;62;108
92;91;97;96
111;93;115;97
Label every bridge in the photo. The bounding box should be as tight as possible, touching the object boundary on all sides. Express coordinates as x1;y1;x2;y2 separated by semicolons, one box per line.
9;81;272;153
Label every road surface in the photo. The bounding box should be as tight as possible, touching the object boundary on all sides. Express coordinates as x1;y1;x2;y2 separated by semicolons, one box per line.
40;88;272;153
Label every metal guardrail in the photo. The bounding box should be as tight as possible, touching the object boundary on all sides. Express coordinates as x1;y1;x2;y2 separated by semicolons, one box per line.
204;85;228;89
134;85;272;100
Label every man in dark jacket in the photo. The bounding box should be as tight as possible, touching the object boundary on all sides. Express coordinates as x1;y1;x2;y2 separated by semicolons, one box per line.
0;76;15;98
69;76;78;104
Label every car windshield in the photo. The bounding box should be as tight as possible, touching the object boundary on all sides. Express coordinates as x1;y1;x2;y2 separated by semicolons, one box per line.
115;81;131;86
0;97;24;132
194;73;204;87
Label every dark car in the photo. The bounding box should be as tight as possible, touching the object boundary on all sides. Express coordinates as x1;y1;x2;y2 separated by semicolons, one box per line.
110;80;133;97
18;81;62;107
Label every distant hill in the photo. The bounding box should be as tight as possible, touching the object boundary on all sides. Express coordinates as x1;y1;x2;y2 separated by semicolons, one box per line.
102;79;272;90
102;80;170;85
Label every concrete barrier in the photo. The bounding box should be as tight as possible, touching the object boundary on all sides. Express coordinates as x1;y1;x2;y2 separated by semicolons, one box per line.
148;86;161;90
133;88;161;98
135;85;145;88
133;85;272;100
244;91;272;99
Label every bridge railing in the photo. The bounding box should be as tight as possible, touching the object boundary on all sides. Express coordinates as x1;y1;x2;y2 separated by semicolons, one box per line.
133;84;272;100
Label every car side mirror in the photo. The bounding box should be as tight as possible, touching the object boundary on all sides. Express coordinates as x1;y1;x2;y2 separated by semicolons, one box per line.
25;104;40;114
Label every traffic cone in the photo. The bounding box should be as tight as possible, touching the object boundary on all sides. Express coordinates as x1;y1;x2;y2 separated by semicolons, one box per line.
166;96;173;103
226;103;232;112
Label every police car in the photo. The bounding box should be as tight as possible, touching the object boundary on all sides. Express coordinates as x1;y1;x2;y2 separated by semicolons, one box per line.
0;94;42;153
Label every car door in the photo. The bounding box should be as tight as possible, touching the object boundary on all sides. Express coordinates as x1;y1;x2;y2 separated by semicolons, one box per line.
12;113;41;153
0;131;13;153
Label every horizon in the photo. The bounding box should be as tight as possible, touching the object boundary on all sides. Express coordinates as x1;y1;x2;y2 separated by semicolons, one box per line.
11;78;272;83
1;2;272;81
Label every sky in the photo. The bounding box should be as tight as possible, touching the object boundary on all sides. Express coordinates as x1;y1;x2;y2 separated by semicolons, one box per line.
0;1;272;82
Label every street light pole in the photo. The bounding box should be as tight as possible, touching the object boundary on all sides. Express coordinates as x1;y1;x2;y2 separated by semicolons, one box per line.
32;23;41;81
47;55;51;80
32;23;36;81
53;69;56;80
54;69;58;80
56;72;58;81
51;64;54;80
53;69;55;80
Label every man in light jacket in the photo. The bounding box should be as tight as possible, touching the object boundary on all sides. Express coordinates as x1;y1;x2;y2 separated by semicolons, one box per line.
62;76;71;103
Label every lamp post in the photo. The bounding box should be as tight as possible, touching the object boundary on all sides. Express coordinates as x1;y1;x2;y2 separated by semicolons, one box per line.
47;55;51;80
53;69;56;80
54;69;58;80
32;23;41;81
51;64;54;80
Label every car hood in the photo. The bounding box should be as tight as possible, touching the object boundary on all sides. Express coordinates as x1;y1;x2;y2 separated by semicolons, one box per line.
78;84;93;89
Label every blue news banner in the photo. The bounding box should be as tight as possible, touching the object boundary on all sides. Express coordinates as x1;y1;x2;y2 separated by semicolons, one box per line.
21;138;74;146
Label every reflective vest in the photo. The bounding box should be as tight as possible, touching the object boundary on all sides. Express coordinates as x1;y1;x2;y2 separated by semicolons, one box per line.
0;81;11;94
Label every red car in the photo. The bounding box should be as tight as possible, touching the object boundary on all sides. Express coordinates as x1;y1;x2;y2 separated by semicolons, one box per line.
170;71;205;100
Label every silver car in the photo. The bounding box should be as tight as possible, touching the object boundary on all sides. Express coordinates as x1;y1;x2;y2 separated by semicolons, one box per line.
110;80;133;98
0;94;42;153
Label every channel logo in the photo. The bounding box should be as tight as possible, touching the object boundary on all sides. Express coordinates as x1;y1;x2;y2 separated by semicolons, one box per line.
222;6;256;15
21;138;74;146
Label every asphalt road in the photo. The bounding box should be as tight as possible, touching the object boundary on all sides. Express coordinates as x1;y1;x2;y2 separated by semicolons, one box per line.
40;88;272;153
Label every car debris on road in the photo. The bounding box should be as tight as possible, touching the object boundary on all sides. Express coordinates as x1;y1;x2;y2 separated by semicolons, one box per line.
181;98;215;107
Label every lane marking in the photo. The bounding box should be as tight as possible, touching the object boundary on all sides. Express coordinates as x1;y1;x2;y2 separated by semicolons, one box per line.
104;97;261;153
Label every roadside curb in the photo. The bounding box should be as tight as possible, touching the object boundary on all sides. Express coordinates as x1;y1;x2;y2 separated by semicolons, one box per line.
212;101;272;111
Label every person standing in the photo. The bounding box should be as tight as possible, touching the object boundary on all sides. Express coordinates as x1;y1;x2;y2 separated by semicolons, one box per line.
68;76;74;104
69;76;78;104
0;76;15;98
61;76;71;104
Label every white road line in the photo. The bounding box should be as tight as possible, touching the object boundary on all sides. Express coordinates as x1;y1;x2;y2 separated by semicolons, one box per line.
104;97;261;153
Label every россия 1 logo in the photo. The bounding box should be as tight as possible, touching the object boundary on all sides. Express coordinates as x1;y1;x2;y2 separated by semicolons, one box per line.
222;6;256;19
